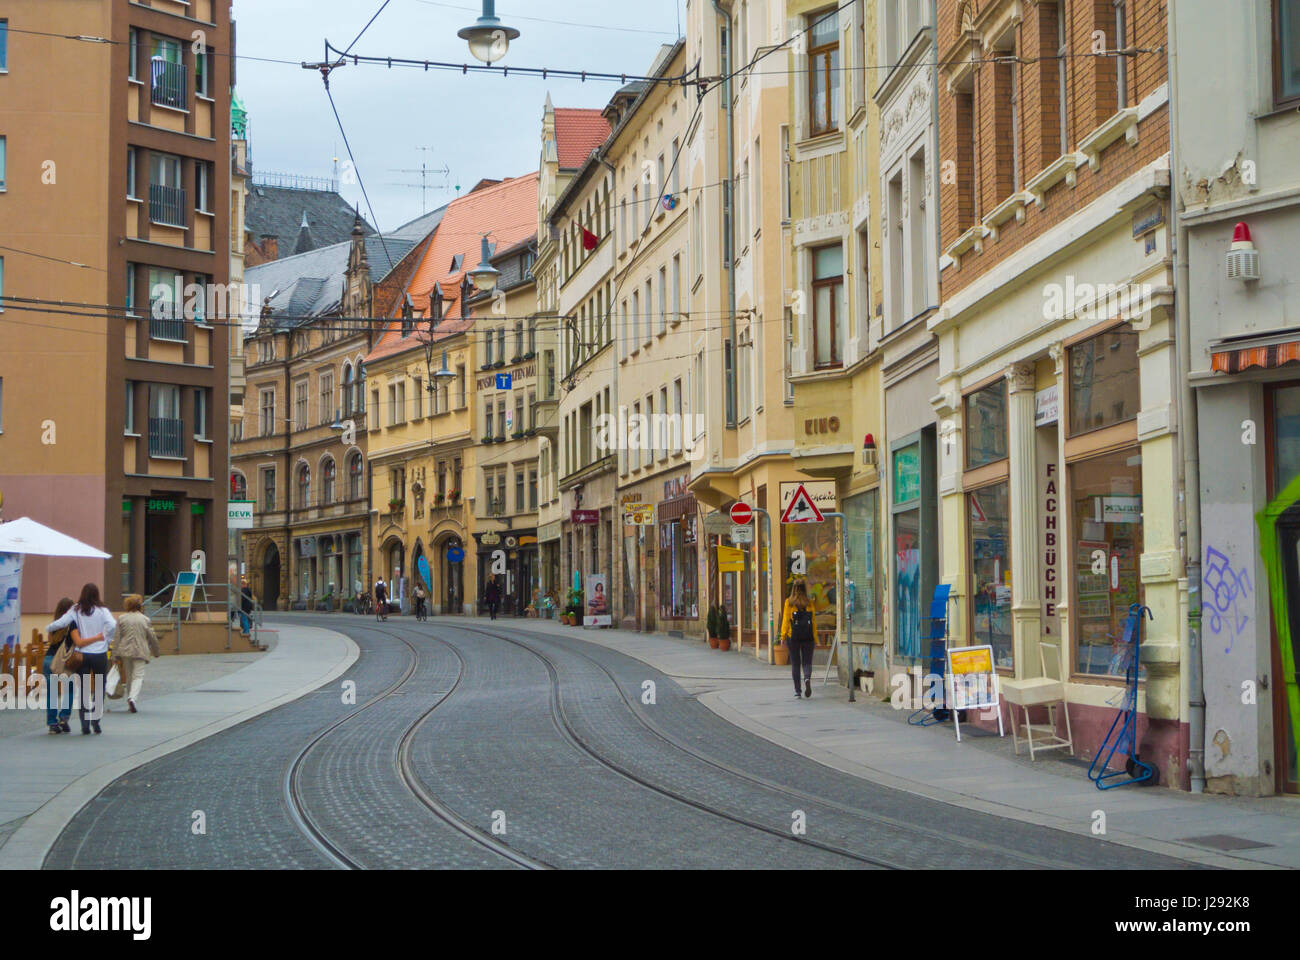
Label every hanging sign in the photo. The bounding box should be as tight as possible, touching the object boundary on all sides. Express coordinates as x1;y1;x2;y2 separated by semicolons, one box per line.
571;510;599;525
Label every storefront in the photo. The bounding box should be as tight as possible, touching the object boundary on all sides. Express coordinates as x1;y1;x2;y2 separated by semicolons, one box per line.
658;481;699;624
474;530;537;616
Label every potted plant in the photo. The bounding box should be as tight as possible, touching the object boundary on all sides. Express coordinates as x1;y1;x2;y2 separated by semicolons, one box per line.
706;606;721;649
481;435;494;445
434;493;445;505
388;497;403;513
450;489;461;504
716;605;731;652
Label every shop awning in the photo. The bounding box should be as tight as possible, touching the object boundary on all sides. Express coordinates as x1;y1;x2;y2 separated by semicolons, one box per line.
1211;331;1300;374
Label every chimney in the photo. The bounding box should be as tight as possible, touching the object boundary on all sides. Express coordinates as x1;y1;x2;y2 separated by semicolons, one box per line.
260;234;279;261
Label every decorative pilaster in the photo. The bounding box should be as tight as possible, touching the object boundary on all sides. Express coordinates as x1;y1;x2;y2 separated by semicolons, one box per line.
1006;362;1040;676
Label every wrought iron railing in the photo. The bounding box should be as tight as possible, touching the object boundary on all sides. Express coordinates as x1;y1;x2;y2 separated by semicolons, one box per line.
148;417;184;458
149;306;186;342
150;59;187;110
149;183;187;227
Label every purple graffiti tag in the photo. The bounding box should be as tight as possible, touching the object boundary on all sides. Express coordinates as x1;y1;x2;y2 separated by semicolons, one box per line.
1204;546;1254;654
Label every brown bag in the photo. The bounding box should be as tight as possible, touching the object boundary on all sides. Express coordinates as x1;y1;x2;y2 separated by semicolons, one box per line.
49;631;74;675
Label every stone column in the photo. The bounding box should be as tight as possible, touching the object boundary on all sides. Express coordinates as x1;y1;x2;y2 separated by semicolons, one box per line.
1006;362;1041;678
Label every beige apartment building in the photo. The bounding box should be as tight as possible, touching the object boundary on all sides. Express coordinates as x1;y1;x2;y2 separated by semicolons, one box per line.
0;0;233;632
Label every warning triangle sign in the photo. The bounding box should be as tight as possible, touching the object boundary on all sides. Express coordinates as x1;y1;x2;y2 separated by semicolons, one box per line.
780;483;825;524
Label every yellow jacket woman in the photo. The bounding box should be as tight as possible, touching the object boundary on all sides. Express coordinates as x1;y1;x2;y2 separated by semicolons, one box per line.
782;582;817;700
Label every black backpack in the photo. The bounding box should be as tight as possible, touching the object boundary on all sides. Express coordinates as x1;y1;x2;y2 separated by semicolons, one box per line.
791;606;814;643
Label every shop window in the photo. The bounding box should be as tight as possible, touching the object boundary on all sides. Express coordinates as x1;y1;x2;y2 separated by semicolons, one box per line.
969;482;1013;669
1278;0;1300;106
1272;384;1300;491
658;512;699;619
1069;329;1139;437
844;489;881;633
965;380;1009;470
891;431;937;661
1070;448;1144;676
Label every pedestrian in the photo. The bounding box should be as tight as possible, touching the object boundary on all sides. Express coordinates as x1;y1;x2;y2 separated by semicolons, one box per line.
42;597;76;734
239;577;254;636
44;583;117;735
484;576;500;620
106;595;161;714
780;580;816;700
375;577;389;622
413;582;428;621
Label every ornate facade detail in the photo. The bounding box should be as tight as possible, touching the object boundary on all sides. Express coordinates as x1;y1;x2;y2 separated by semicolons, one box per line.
1005;362;1036;394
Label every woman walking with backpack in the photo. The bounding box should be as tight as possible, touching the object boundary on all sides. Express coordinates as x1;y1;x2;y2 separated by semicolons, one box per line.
780;581;817;700
44;583;117;734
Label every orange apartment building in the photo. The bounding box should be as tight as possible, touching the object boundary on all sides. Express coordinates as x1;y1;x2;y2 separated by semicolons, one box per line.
0;0;233;625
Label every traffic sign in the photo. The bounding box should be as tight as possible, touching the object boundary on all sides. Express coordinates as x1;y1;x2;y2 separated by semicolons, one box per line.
729;501;753;525
447;546;465;564
729;527;753;545
496;373;513;390
780;483;825;524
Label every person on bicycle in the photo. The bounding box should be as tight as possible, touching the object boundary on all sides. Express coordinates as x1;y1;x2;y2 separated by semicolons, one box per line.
375;578;389;622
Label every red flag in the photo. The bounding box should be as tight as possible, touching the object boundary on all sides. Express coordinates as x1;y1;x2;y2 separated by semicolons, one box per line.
582;226;599;251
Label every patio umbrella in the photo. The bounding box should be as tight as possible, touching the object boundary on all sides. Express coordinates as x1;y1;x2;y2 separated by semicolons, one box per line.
0;518;111;558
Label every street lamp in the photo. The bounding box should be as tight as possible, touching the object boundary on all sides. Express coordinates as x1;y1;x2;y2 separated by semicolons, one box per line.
458;1;520;65
468;235;500;293
420;284;459;390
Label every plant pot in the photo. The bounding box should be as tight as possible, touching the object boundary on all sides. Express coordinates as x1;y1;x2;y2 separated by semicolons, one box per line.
718;636;731;652
708;635;720;649
773;644;789;666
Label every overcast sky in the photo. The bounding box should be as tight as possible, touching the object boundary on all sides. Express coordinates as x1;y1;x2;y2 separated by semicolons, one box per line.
233;0;684;232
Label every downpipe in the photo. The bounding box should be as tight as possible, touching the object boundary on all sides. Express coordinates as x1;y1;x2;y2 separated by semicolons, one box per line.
713;0;738;429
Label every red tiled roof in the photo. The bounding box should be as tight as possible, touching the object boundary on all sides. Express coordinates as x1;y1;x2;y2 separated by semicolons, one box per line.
554;108;611;169
365;172;539;366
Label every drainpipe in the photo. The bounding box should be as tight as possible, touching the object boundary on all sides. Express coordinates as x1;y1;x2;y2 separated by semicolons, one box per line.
713;0;738;429
1167;1;1206;793
598;152;622;623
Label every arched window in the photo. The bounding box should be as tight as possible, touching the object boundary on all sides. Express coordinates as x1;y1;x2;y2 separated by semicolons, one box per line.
321;457;337;504
342;364;354;414
348;453;364;501
298;464;311;508
231;472;247;501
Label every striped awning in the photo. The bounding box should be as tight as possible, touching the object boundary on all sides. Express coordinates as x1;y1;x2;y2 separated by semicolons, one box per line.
1212;339;1300;375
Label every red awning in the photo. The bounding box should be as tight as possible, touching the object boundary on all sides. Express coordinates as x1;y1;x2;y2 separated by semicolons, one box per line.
1212;339;1300;374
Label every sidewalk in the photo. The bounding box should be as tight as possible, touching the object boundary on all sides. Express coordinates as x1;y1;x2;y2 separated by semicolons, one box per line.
491;616;1300;869
0;624;358;869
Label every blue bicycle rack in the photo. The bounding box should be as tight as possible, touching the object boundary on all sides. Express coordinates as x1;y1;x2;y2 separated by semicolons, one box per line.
1087;603;1159;790
908;584;953;727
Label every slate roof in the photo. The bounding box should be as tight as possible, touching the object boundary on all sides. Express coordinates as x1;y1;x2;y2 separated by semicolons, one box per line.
365;172;539;365
245;185;374;254
390;203;450;242
247;234;417;329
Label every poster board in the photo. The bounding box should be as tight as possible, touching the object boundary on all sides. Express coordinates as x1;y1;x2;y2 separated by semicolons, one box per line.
172;572;199;611
945;644;1004;742
584;574;611;627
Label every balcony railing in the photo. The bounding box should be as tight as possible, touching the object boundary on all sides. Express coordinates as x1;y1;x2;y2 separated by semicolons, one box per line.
149;308;186;342
148;418;185;459
149;183;187;227
150;59;188;110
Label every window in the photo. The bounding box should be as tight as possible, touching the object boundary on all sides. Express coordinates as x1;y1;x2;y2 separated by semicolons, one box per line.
812;244;843;369
322;458;336;504
348;453;364;501
295;381;309;429
127;28;138;80
529;468;538;510
148;268;185;340
0;136;7;191
1057;2;1070;154
671;256;682;324
370;388;380;426
485;402;494;439
150;37;186;110
413;376;423;419
783;308;794;402
263;468;277;512
195;45;210;99
298;464;311;509
969;481;1013;669
658;267;668;334
516;469;525;512
693;196;703;280
259;389;275;437
964;380;1009;469
1068;329;1140;437
1071;448;1144;676
149;153;185;227
515;394;524;437
644;280;653;344
318;372;333;426
844;488;881;633
808;9;841;136
738;330;753;421
780;125;792;220
193;388;207;440
147;384;183;458
671;138;680;197
124;382;135;434
231;473;247;501
126;148;137;200
1113;0;1128;108
195;161;211;214
1278;0;1300;104
740;158;750;243
908;149;928;314
342;364;354;414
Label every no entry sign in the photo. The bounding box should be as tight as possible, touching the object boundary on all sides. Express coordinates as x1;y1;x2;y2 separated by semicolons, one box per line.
729;502;753;525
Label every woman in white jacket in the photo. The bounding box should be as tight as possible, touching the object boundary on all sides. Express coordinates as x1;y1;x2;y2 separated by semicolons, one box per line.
45;583;117;735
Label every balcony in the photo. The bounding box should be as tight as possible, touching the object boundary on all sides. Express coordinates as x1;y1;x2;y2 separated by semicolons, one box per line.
150;309;186;343
149;183;187;227
150;59;188;111
148;418;185;459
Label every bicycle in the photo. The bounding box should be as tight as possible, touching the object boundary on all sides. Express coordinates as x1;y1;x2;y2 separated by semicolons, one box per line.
354;594;373;616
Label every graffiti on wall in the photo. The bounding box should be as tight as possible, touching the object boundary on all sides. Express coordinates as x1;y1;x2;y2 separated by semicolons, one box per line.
1204;546;1254;654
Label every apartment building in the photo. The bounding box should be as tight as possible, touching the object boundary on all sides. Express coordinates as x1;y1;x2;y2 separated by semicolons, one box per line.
365;174;537;616
1175;0;1300;796
0;0;233;625
933;0;1182;782
785;0;889;677
236;219;418;610
609;41;695;635
535;100;612;608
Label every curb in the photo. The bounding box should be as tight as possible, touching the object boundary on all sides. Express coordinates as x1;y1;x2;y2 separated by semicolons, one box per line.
0;626;360;870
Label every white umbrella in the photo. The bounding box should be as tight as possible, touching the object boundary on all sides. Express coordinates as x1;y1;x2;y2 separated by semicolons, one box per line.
0;517;111;559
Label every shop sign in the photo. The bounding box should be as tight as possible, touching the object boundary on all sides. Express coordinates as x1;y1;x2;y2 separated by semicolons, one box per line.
716;544;746;573
663;476;690;501
148;498;177;514
1099;496;1142;524
481;533;501;546
1034;385;1060;427
571;510;599;525
803;416;841;436
623;503;655;526
779;481;835;518
1041;463;1060;629
228;500;256;529
538;521;562;542
519;536;538;546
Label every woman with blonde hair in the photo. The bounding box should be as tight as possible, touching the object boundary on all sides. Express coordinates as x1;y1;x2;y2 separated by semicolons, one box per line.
780;580;817;700
107;595;161;714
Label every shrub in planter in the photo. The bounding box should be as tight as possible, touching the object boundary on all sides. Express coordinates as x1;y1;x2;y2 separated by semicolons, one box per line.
706;606;721;649
716;606;731;652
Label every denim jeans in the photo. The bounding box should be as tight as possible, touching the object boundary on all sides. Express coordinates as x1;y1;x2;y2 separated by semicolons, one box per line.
43;653;73;726
239;611;251;633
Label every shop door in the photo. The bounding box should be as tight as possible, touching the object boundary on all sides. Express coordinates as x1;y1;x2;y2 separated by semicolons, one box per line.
262;544;281;610
1275;512;1300;793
